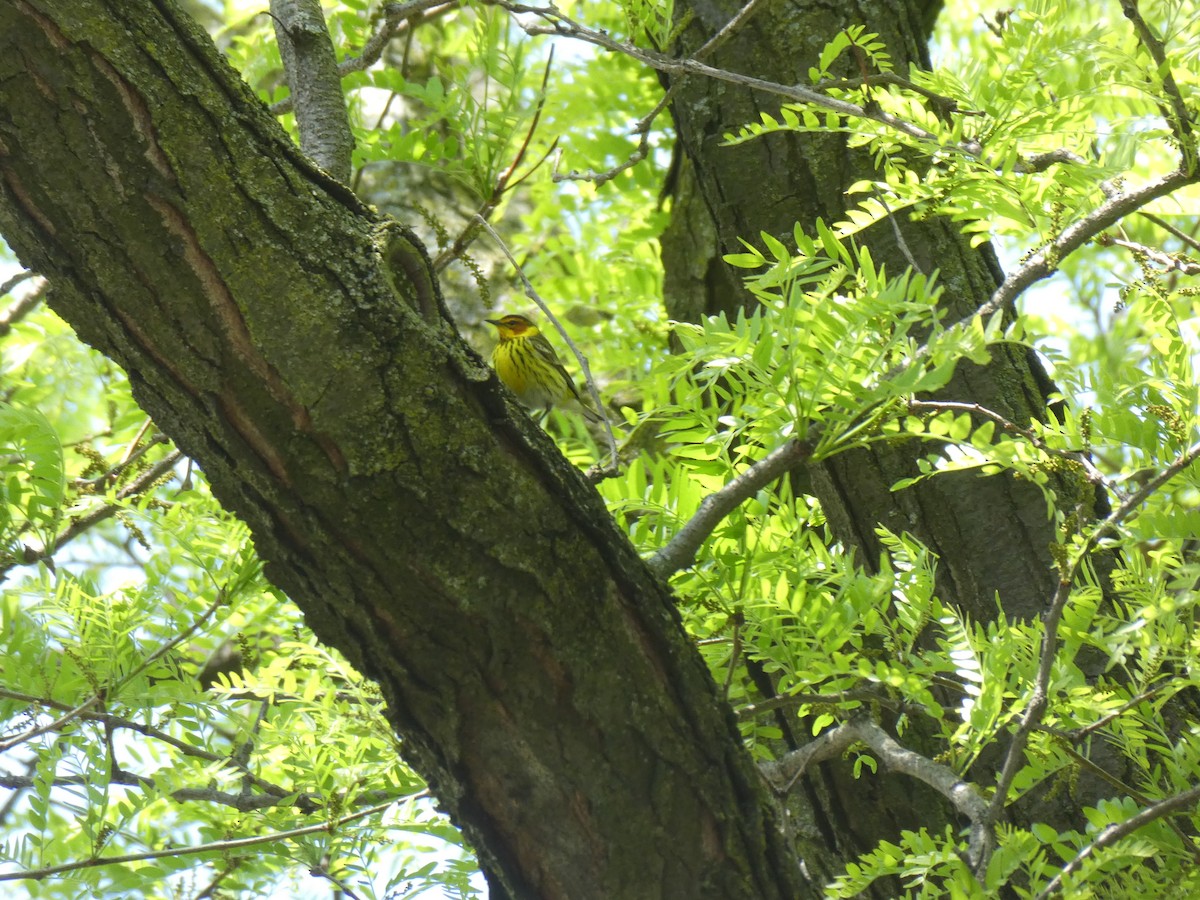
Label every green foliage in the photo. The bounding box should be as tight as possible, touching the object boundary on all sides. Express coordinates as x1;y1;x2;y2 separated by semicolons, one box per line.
6;0;1200;897
0;305;472;898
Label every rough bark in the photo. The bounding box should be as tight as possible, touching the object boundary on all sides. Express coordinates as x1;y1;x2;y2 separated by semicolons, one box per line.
0;2;807;897
664;0;1064;622
660;0;1102;886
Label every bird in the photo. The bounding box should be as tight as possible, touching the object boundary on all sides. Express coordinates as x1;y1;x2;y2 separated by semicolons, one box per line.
486;313;603;422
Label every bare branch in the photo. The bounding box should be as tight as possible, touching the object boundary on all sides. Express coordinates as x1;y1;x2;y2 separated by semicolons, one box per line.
270;1;457;116
0;268;36;297
355;1;453;75
0;274;45;337
765;714;991;873
763;715;989;848
492;1;945;144
486;0;1098;176
760;718;858;792
552;93;664;186
269;0;354;182
648;438;813;578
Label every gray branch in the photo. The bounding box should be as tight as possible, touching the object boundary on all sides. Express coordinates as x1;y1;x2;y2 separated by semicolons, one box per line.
764;714;991;870
270;0;355;182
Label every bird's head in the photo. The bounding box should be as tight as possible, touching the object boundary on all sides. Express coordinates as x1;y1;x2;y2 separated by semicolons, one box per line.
486;313;539;340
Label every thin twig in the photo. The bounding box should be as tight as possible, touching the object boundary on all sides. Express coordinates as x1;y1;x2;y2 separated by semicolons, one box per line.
814;72;983;118
552;100;659;185
0;695;103;755
0;799;402;883
75;433;170;491
907;400;1112;490
0;276;46;337
722;615;742;699
1057;686;1168;742
471;216;619;473
1137;211;1200;255
1118;0;1196;169
433;49;557;272
1098;233;1200;276
695;0;770;59
555;0;768;185
980;438;1200;872
737;685;892;720
1036;783;1200;898
26;450;183;572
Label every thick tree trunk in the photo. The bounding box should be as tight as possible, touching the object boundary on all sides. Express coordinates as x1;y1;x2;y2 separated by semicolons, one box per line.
0;2;807;897
660;0;1101;886
664;0;1063;621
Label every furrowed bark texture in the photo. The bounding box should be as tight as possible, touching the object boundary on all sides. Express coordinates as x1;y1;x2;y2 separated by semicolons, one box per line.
0;2;806;897
664;0;1061;623
661;0;1103;886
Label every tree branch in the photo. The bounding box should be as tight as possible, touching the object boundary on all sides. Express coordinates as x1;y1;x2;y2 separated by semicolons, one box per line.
980;438;1200;872
0;799;400;884
0;273;44;337
648;438;813;578
269;0;355;182
2;449;184;579
980;167;1197;318
1036;782;1200;898
1119;0;1196;170
763;714;990;866
269;1;457;116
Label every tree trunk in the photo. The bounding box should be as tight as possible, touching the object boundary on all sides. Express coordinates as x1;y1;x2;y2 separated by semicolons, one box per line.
0;2;807;896
664;0;1064;621
660;0;1103;885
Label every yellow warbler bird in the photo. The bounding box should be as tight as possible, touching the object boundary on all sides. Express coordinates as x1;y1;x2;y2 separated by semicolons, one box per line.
486;313;602;422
